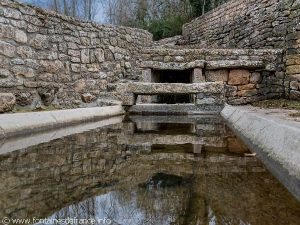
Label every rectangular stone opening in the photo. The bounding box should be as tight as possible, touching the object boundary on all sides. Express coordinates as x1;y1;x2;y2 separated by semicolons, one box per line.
151;69;194;104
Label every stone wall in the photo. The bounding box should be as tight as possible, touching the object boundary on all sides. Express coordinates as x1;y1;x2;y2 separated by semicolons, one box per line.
181;0;300;100
0;0;152;111
139;48;285;104
182;0;290;49
286;0;300;99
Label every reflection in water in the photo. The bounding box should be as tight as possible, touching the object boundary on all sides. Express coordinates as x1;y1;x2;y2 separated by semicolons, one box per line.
0;116;300;225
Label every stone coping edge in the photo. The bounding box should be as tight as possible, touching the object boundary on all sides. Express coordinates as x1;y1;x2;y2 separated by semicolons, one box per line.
221;105;300;179
0;106;125;139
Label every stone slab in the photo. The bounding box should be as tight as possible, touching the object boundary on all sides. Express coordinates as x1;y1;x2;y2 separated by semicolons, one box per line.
0;106;125;139
129;104;223;115
117;82;224;95
221;105;300;179
141;60;205;69
0;116;123;154
206;60;265;70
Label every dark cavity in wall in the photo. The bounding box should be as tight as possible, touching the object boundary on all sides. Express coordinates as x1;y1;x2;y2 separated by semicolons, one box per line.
152;69;194;104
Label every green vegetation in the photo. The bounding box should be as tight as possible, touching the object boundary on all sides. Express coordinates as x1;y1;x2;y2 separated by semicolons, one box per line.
146;16;188;40
189;0;230;17
22;0;230;40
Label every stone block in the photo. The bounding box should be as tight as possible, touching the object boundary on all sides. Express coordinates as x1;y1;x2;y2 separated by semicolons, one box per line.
228;69;250;85
205;69;228;82
225;85;238;97
81;49;90;63
290;81;300;90
193;68;205;83
238;84;256;90
40;60;64;73
12;65;35;78
0;24;15;39
286;65;300;74
81;93;96;103
0;93;16;113
29;34;48;49
237;89;258;97
95;48;105;62
250;72;261;83
0;40;15;57
121;93;137;106
17;46;35;58
15;92;34;106
15;29;27;43
0;68;11;78
286;55;300;65
142;69;151;82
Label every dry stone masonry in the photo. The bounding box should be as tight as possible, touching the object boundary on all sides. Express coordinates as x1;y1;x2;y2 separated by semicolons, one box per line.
182;0;300;101
0;0;152;112
0;0;299;113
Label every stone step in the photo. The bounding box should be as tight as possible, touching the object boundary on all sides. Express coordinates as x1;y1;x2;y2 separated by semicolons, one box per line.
128;104;224;115
117;82;224;95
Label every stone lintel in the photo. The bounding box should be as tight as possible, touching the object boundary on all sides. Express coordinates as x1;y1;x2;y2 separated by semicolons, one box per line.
141;60;205;70
206;60;265;70
117;82;224;95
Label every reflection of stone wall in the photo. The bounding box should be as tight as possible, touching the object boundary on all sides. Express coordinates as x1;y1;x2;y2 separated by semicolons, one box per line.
0;0;152;111
1;117;300;224
0;117;255;221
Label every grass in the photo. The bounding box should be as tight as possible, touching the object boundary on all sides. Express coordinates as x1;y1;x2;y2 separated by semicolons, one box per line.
251;99;300;110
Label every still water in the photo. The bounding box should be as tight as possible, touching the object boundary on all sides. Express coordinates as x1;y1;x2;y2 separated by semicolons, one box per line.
0;115;300;225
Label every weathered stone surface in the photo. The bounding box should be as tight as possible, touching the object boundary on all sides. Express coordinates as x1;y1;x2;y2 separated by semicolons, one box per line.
237;89;258;97
40;60;64;73
206;60;264;70
238;84;256;91
290;90;300;100
0;41;15;57
15;92;34;106
81;49;90;63
38;88;57;106
141;60;205;70
117;82;224;95
205;70;228;82
95;48;105;62
15;29;27;43
119;93;136;106
0;24;15;39
250;72;261;84
286;65;300;74
81;93;96;103
225;85;238;97
17;46;34;58
0;93;16;112
29;34;48;49
74;79;97;93
0;68;11;78
192;68;205;83
12;65;35;78
228;70;250;85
